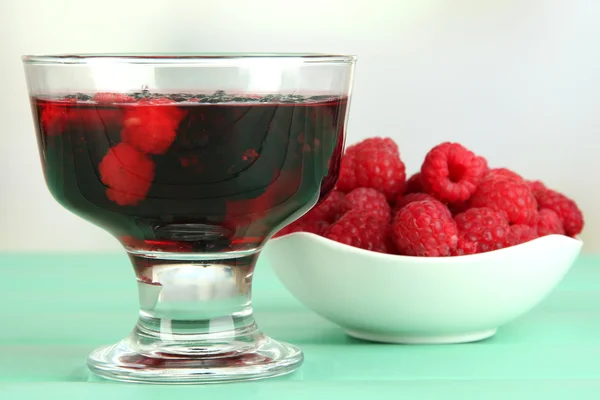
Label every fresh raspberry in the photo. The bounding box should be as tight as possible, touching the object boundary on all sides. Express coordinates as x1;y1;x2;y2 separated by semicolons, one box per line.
404;172;425;194
392;200;457;257
121;103;186;154
484;168;524;182
527;180;547;197
536;208;565;236
346;137;399;156
511;224;538;244
469;177;538;225
343;188;391;221
325;210;392;253
337;146;406;201
39;102;69;136
274;218;329;238
421;142;488;202
395;192;437;211
92;92;135;103
306;190;347;223
451;237;478;256
535;189;582;236
98;143;155;206
454;207;516;254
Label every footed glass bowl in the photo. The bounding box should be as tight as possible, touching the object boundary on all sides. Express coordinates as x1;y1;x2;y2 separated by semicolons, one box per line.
22;53;355;383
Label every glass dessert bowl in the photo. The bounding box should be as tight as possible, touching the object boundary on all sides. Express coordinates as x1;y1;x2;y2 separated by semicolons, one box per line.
22;53;355;383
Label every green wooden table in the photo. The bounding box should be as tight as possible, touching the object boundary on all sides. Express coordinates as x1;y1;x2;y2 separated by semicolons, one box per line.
1;253;599;399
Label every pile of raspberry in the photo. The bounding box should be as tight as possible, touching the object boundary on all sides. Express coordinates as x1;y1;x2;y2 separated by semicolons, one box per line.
97;95;187;206
275;138;584;257
41;92;187;206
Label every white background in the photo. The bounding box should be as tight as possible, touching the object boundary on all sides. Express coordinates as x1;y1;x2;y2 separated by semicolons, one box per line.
0;0;597;252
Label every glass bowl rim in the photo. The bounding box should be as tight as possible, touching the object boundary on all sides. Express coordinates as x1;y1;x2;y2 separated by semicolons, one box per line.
22;53;357;65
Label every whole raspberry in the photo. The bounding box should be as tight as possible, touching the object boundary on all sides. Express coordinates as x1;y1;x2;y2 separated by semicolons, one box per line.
98;143;155;206
337;146;406;201
536;208;565;237
421;142;488;202
39;102;69;136
343;188;391;221
306;190;347;223
393;200;457;257
451;237;478;256
469;177;538;225
92;92;135;103
527;180;547;197
325;210;392;253
534;189;583;237
511;224;538;244
404;172;425;194
454;207;516;254
484;168;524;182
121;103;186;154
346;137;399;156
395;192;437;211
274;218;329;238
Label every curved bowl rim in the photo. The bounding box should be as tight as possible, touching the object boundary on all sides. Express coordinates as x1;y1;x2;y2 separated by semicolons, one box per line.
268;232;583;265
22;53;357;65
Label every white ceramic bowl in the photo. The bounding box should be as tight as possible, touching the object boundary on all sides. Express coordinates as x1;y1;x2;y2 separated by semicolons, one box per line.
264;233;582;344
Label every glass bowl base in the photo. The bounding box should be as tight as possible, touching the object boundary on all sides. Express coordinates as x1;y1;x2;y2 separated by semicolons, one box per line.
88;334;303;384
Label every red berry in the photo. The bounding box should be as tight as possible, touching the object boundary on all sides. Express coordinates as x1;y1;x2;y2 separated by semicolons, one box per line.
98;143;155;206
274;218;329;238
421;142;488;202
469;177;538;225
404;172;425;194
511;224;538;244
536;208;565;237
92;92;135;103
393;200;457;257
337;145;406;201
527;180;547;197
121;103;186;154
325;210;392;253
346;137;399;156
305;190;347;223
343;188;391;221
484;168;524;182
39;102;69;136
535;187;583;236
452;237;478;256
454;207;516;254
395;192;437;211
535;189;583;237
